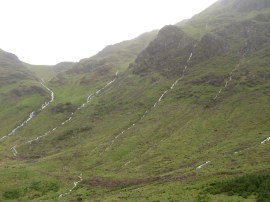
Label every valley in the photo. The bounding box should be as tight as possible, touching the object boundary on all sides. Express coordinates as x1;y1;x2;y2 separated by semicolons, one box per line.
0;0;270;201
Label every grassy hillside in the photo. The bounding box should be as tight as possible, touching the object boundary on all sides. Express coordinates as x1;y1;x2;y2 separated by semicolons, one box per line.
0;0;270;201
0;50;54;142
25;64;55;82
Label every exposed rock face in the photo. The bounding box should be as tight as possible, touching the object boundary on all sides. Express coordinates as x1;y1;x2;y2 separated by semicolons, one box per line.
216;20;270;54
131;25;195;77
0;49;23;68
193;33;228;62
131;26;230;76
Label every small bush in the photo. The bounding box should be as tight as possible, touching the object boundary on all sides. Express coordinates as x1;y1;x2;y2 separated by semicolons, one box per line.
57;126;92;141
29;181;59;194
206;173;270;201
3;180;60;200
3;189;21;199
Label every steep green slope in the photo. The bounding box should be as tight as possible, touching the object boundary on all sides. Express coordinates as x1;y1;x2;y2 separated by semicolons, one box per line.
46;30;158;111
25;64;55;82
0;50;55;141
1;0;270;201
0;49;32;85
25;61;75;82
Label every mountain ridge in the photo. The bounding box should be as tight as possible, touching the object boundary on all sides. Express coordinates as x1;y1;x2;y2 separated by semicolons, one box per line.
1;0;270;201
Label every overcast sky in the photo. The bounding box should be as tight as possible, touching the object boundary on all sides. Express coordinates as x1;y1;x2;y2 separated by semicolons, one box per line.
0;0;218;65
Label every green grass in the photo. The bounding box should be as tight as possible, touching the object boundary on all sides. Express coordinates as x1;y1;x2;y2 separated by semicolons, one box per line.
2;51;269;201
206;173;270;202
1;1;270;201
25;64;55;82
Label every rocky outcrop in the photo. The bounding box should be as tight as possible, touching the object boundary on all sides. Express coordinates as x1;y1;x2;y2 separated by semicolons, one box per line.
131;25;195;77
216;20;270;54
131;26;230;77
193;33;228;62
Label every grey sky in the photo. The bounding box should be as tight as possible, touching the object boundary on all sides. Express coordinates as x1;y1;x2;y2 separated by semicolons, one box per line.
0;0;218;65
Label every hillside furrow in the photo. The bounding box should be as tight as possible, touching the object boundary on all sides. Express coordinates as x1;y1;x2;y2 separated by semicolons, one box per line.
261;137;270;144
0;82;54;142
104;47;195;152
213;63;240;100
196;161;211;169
59;172;83;198
11;72;119;156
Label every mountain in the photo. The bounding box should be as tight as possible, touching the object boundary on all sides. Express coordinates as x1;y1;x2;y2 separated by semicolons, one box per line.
0;49;24;68
0;49;34;85
131;25;195;76
1;0;270;201
0;50;54;141
48;30;158;106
